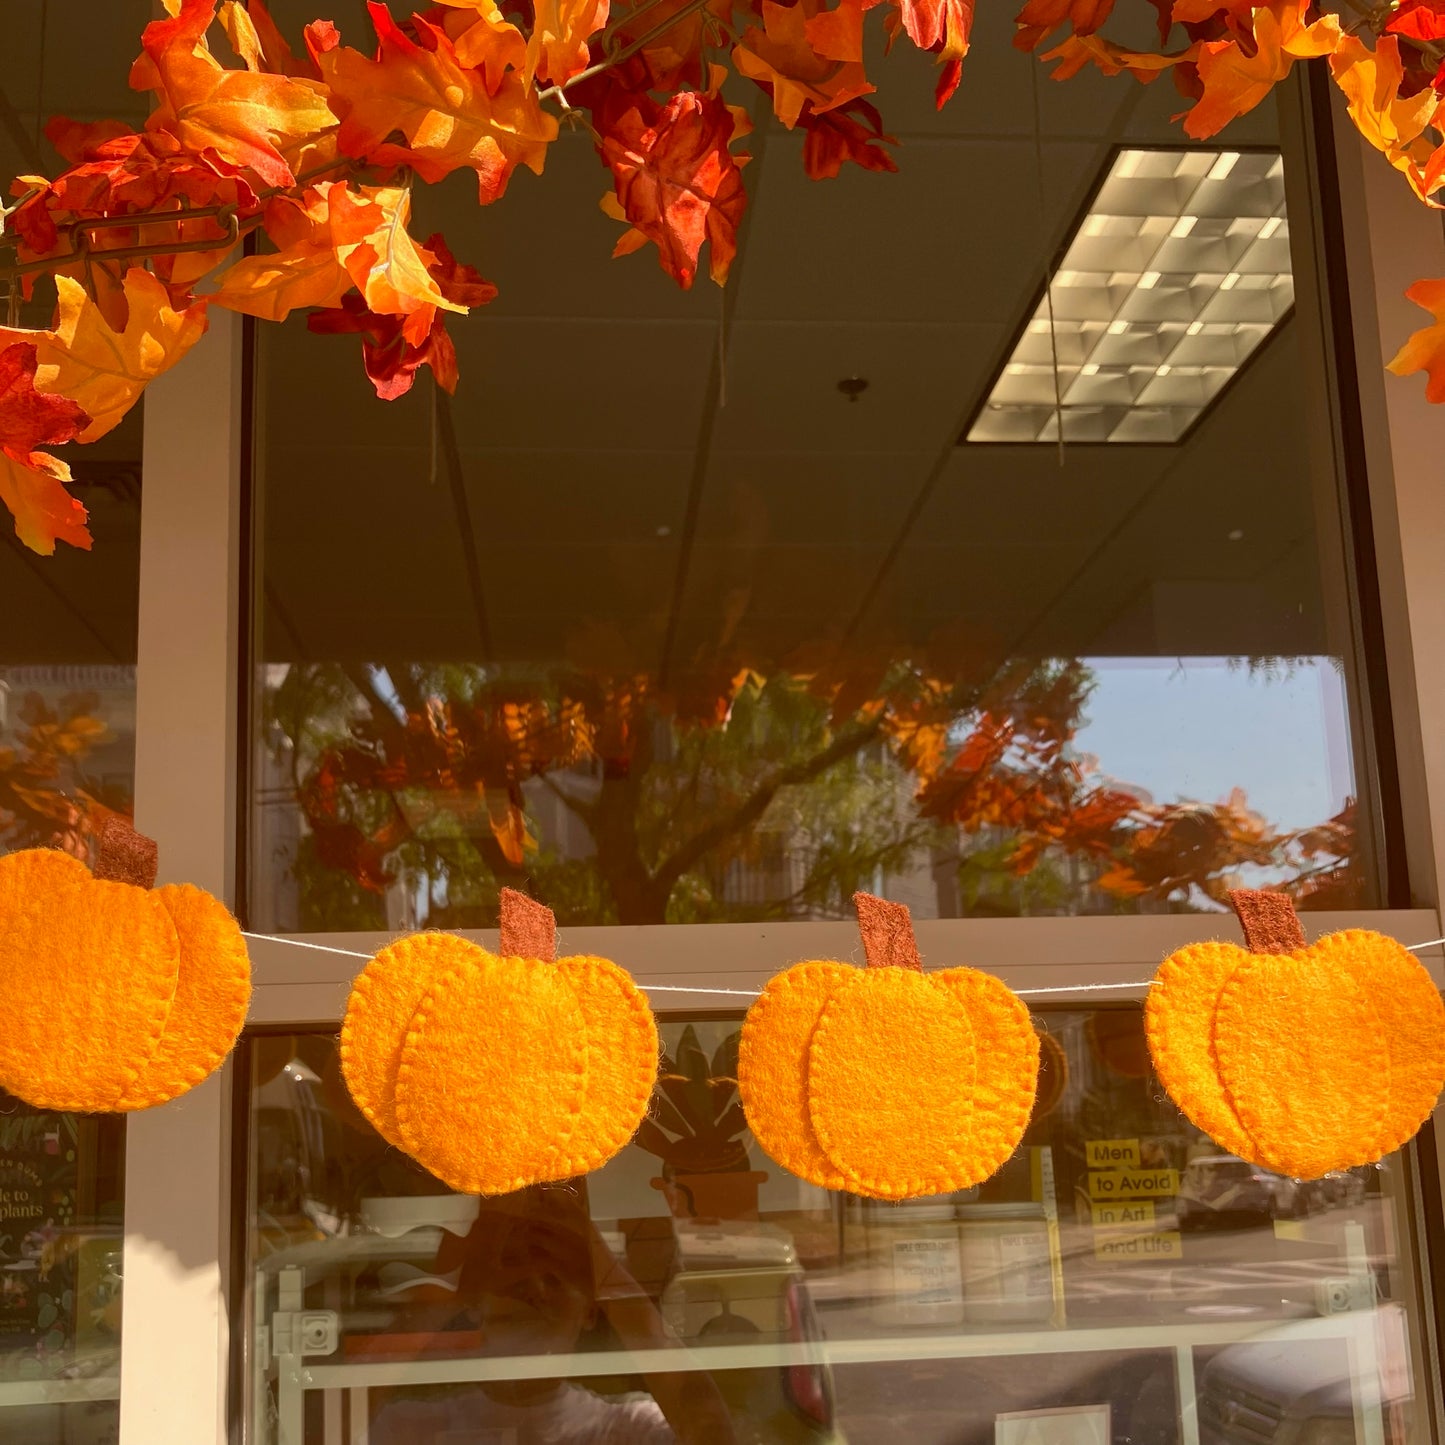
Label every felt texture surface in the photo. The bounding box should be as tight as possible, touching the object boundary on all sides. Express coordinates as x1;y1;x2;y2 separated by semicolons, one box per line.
0;848;180;1111
933;967;1041;1183
855;892;922;971
500;888;556;962
116;884;252;1109
94;818;158;889
1143;942;1259;1163
737;962;855;1192
1228;888;1306;953
808;969;978;1199
553;955;659;1174
1321;929;1445;1157
394;952;590;1194
341;932;489;1150
1215;954;1389;1178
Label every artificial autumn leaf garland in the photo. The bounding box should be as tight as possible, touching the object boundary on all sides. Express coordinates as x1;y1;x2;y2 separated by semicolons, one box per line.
2;0;1445;555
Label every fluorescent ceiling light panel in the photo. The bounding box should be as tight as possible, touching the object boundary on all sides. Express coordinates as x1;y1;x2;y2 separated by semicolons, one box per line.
967;147;1292;445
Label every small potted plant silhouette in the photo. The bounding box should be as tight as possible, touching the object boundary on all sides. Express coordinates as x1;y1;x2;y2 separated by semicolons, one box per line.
636;1027;768;1221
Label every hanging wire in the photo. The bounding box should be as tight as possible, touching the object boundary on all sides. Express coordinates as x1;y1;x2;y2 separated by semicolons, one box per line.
240;930;1445;1001
1029;62;1066;468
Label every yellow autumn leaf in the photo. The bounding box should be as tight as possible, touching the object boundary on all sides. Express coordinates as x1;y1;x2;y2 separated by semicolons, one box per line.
337;186;467;342
1330;35;1441;203
0;269;209;443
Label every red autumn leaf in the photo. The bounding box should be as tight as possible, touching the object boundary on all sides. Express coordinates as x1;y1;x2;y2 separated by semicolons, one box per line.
597;89;748;288
308;233;497;398
308;296;461;399
128;0;335;188
10;125;254;277
604;0;734;90
1014;0;1115;51
897;0;974;61
0;343;93;556
425;232;501;308
44;119;135;165
1387;0;1445;42
319;3;557;204
801;99;898;178
0;343;92;455
935;55;964;106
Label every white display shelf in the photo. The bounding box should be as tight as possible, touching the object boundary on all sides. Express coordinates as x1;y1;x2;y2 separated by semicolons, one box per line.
273;1305;1389;1445
297;1309;1378;1389
0;1373;120;1408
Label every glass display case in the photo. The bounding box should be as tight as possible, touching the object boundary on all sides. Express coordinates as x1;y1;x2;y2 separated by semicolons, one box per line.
239;1007;1429;1445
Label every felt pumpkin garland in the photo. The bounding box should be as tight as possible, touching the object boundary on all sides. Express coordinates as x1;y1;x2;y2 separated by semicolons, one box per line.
0;818;252;1112
341;890;659;1195
738;893;1040;1200
1146;889;1445;1179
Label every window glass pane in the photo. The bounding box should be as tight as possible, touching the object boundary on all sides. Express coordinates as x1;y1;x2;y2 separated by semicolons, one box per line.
0;7;149;1438
0;1095;124;1445
250;17;1377;930
242;1009;1431;1444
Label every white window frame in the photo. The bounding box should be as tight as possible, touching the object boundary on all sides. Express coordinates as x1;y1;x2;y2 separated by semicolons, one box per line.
110;87;1445;1445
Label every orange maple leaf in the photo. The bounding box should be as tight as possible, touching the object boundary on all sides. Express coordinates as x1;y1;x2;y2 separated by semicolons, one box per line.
319;3;557;204
129;0;335;188
1184;0;1340;139
0;270;208;443
1388;277;1445;401
525;0;610;86
435;0;529;88
210;183;383;321
734;0;875;127
1042;32;1197;80
1330;35;1442;204
0;343;92;555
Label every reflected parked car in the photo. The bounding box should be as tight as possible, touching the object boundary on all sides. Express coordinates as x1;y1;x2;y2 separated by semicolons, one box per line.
1198;1305;1412;1444
1176;1157;1365;1231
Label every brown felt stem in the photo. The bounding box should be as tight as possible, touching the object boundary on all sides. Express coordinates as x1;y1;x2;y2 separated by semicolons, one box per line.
1227;888;1305;954
853;891;922;971
93;816;158;889
499;888;556;962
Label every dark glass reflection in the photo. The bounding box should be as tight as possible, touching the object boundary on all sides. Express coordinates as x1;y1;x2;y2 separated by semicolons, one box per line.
245;1010;1419;1445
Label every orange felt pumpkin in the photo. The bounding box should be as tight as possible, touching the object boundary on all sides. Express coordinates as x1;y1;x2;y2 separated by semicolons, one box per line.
0;819;251;1112
340;890;659;1195
1146;889;1445;1179
738;893;1039;1200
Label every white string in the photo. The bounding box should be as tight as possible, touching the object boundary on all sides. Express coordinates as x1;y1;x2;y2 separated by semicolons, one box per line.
241;930;1445;1003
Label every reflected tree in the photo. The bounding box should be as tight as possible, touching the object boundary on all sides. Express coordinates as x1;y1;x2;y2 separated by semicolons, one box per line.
0;691;131;857
261;645;1361;928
